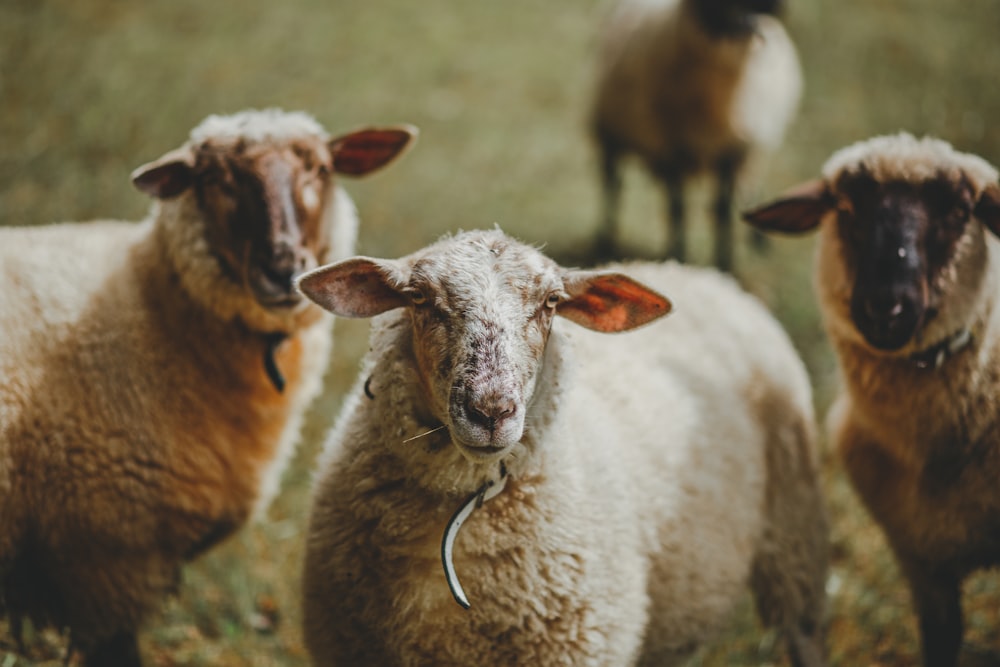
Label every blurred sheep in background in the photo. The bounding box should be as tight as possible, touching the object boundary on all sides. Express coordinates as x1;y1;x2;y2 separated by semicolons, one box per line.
591;0;802;270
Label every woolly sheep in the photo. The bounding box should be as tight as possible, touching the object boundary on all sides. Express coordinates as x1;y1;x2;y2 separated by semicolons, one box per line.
743;133;1000;667
0;109;416;667
590;0;802;270
296;228;828;666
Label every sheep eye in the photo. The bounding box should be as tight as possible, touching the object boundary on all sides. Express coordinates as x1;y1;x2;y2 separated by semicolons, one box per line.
201;170;235;196
407;289;427;305
545;293;561;309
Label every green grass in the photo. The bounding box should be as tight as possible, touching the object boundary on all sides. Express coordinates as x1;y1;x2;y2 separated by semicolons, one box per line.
3;0;1000;664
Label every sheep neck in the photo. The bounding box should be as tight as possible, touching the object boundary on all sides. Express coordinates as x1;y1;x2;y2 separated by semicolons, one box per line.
441;460;509;609
137;223;304;400
907;327;974;370
360;314;573;606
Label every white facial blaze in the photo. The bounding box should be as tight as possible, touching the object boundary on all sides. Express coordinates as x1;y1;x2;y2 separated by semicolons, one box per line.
301;183;320;214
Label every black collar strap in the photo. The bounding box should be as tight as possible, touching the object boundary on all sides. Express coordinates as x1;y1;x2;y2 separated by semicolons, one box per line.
909;328;972;370
263;332;288;392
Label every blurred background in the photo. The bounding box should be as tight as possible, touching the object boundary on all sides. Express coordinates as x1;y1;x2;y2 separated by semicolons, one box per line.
3;0;1000;664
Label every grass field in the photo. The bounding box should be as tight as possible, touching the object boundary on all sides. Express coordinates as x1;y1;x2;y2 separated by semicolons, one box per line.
3;0;1000;664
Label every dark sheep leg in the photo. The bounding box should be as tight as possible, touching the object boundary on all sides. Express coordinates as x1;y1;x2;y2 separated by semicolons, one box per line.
84;631;143;667
905;564;963;667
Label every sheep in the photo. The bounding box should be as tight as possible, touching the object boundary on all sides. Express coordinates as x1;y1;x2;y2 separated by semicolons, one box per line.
0;108;416;667
296;228;828;666
590;0;802;270
742;133;1000;667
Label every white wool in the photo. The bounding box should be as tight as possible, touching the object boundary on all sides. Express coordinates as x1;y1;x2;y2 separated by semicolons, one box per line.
732;18;803;149
190;108;329;145
822;132;999;193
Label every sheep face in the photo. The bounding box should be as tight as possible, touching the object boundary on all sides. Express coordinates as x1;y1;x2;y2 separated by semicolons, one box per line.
297;230;671;463
132;119;416;311
743;135;1000;353
830;172;982;350
408;245;561;459
187;138;335;308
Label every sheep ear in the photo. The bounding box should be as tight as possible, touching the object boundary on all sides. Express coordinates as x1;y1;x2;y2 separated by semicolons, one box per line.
975;183;1000;237
742;179;832;234
329;125;419;177
131;146;197;199
558;271;672;333
295;257;408;318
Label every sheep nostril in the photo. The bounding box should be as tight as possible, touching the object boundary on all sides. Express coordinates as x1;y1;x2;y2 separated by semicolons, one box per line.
467;400;517;431
865;298;905;323
262;265;296;291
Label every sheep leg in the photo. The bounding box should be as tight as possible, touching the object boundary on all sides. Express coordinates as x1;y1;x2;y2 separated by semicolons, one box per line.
11;613;25;655
84;631;142;667
595;136;623;260
750;520;828;667
713;153;744;272
904;564;962;667
659;168;685;262
784;619;826;667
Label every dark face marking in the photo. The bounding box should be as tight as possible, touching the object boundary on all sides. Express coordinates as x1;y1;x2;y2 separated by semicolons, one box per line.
693;0;782;37
836;173;973;350
194;140;334;308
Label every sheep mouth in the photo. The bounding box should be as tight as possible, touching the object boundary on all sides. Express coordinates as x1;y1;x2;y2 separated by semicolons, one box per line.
256;293;303;309
249;267;307;309
254;291;304;310
452;440;515;463
447;405;525;463
849;293;925;352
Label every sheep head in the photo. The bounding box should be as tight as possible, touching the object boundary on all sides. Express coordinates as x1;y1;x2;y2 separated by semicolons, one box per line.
743;133;1000;353
131;110;416;311
297;230;671;463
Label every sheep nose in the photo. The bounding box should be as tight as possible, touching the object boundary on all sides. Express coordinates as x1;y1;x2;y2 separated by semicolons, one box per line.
853;289;923;351
864;296;905;323
467;397;517;431
261;263;297;293
261;245;309;292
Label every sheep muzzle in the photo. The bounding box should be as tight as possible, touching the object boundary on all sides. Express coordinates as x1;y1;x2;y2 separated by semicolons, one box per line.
448;384;526;461
847;187;929;351
246;153;322;308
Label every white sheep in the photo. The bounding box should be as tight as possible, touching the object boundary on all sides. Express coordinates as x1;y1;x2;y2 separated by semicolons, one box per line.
743;132;1000;667
0;108;416;666
590;0;802;270
296;228;828;666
